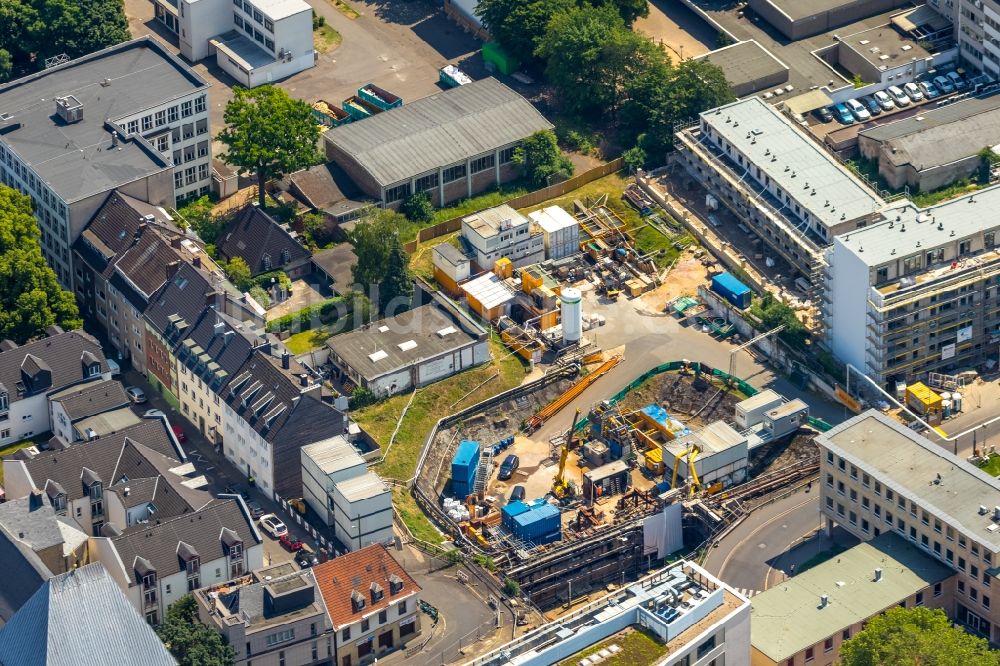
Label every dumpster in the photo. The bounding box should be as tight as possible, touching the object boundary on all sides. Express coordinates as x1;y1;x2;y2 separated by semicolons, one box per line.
357;83;402;111
439;64;473;88
311;100;352;128
483;41;519;75
342;95;383;120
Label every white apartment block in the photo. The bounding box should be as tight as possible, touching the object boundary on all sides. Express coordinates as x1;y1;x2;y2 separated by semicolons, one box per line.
818;411;1000;644
155;0;315;87
927;0;1000;77
462;204;545;269
0;38;211;285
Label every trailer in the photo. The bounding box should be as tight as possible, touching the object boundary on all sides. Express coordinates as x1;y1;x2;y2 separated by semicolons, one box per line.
439;64;473;88
341;95;383;120
311;100;352;128
357;84;402;111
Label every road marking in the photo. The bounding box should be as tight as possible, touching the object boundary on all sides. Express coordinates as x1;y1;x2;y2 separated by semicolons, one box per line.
718;494;816;582
736;588;760;598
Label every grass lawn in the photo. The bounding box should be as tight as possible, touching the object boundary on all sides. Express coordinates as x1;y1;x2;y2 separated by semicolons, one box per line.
557;628;667;666
353;334;528;541
431;184;532;225
979;454;1000;477
284;326;336;355
313;25;342;53
410;232;461;281
911;179;986;208
0;439;39;483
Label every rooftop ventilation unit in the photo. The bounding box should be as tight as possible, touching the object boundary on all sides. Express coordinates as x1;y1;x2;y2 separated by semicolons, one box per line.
874;567;883;582
979;505;988;516
55;95;83;124
820;594;829;608
994;506;1000;521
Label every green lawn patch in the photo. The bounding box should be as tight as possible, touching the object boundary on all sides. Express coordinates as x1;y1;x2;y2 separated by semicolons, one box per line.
284;326;336;354
0;439;41;483
557;628;667;666
431;184;531;226
978;454;1000;477
331;0;359;18
410;232;461;281
911;179;986;208
314;24;342;53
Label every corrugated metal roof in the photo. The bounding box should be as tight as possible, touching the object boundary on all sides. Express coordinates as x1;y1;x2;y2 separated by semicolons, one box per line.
461;272;516;310
302;436;366;476
335;471;390;503
324;78;553;187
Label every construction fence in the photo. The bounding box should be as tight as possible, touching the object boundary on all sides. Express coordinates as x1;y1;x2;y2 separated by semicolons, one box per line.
403;157;626;252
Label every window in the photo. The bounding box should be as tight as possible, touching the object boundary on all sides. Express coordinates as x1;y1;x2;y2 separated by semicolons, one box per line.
500;146;516;163
824;637;833;653
168;105;178;123
850;465;858;479
182;100;193;118
826;497;834;510
378;610;387;624
265;37;274;51
862;473;870;487
196;119;208;135
341;627;351;641
399;600;408;614
266;629;295;647
837;481;845;495
415;173;439;191
186;166;197;185
384;183;411;203
470;154;495;173
696;635;716;659
361;618;370;633
916;591;924;606
838;457;846;471
960;580;966;594
827;451;834;464
264;17;274;31
198;140;209;157
155;110;166;127
805;647;814;662
127;119;140;135
850;489;857;502
195;95;206;114
985;595;991;609
199;163;209;181
849;511;857;526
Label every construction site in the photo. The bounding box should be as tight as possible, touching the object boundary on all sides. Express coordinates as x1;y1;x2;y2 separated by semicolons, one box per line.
412;357;827;612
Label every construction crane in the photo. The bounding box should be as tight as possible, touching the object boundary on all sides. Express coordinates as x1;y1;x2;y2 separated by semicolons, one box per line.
552;408;581;499
670;444;702;496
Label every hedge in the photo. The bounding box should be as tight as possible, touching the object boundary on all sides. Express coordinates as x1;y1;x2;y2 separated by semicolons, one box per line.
266;296;350;333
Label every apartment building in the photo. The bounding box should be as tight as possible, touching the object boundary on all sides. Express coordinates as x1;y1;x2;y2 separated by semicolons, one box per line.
314;544;422;666
0;38;211;284
926;0;1000;77
674;97;885;289
195;563;335;666
153;0;315;87
469;561;751;666
818;410;1000;644
0;329;112;447
48;379;130;443
221;349;347;497
750;532;954;666
462;204;545;269
93;498;264;625
0;491;89;578
824;184;1000;384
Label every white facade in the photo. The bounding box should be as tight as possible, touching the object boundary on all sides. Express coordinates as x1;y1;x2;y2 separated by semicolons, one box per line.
331;472;393;551
462;204;545;269
529;206;580;260
0;371;110;447
160;0;315;88
301;436;367;527
223;401;277;494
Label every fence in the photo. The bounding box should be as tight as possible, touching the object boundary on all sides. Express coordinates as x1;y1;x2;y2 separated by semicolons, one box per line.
403;157;626;252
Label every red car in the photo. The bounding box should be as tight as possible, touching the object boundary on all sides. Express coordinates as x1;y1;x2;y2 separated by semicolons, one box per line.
279;534;304;552
171;424;186;442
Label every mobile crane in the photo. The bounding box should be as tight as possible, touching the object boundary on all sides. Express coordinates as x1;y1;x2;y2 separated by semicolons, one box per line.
552;408;581;499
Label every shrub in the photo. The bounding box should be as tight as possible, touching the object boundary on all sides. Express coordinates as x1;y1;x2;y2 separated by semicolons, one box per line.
503;578;521;597
248;285;271;309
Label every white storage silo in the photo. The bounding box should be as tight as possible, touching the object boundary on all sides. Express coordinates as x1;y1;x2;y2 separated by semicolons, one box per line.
561;287;582;344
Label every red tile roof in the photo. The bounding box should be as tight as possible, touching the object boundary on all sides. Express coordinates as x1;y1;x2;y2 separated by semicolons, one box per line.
313;544;421;628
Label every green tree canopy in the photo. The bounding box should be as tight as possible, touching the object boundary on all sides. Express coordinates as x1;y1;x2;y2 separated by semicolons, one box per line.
349;209;414;314
591;0;649;25
0;0;129;81
218;86;322;208
156;595;236;666
223;256;253;292
513;130;574;187
400;192;434;224
0;186;81;342
476;0;575;69
840;607;1000;666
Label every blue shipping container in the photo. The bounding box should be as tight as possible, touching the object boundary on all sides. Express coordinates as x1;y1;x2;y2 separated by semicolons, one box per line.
501;500;530;531
512;503;561;545
452;440;480;491
711;272;752;309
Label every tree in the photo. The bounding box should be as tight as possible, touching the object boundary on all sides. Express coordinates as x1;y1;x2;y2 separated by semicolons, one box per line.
475;0;575;68
300;212;330;248
0;186;81;343
840;607;999;666
503;578;521;596
156;595;236;666
0;49;11;82
592;0;648;26
400;192;434;224
349;209;414;315
177;195;217;242
223;256;253;292
248;285;271;308
622;145;646;173
513;130;574;187
217;86;322;208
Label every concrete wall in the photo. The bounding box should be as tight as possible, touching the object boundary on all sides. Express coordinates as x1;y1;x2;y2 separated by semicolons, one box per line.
824;238;872;374
749;0;911;40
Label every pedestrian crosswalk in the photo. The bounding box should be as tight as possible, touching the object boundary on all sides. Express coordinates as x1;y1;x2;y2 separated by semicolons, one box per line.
736;588;761;598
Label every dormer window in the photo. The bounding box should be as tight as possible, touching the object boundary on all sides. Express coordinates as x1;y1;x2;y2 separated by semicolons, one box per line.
0;391;8;414
88;482;103;501
351;589;365;612
280;248;290;265
87;363;100;377
262;253;272;272
370;582;384;602
388;574;404;595
52;494;66;512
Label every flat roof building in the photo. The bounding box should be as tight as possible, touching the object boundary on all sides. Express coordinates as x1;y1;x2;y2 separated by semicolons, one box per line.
326;303;490;398
751;532;954;666
837;25;933;86
324;78;553;208
747;0;912;40
818;410;1000;642
697;40;790;98
858;94;1000;191
462;204;545;269
0;37;212;285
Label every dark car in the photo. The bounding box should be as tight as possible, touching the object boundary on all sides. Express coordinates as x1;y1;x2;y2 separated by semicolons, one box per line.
170;424;186;443
295;549;319;568
813;106;834;123
498;454;519;481
224;484;250;500
510;485;526;502
246;501;265;520
862;96;882;116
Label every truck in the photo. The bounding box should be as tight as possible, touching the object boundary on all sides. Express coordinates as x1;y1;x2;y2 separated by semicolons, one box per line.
311;100;352;128
439;64;473;88
357;84;402;111
341;95;383;121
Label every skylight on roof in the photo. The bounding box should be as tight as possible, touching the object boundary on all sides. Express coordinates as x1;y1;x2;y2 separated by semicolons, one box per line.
437;326;457;337
369;350;388;362
378;326;390;333
398;340;417;352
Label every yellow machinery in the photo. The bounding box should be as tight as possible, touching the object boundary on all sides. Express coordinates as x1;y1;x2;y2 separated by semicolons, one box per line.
552;409;581;499
670;445;702;496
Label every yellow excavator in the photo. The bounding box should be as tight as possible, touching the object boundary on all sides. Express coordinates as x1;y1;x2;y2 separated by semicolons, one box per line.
670;444;702;496
552;408;581;499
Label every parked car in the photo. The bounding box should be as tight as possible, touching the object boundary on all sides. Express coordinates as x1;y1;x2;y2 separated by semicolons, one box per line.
246;501;265;519
279;533;304;552
170;424;186;443
832;102;855;124
510;485;526;502
295;549;319;568
862;96;882;116
933;75;955;94
873;90;895;111
813;106;834;123
918;80;940;99
125;386;146;404
887;85;911;106
259;514;288;538
903;82;924;102
947;70;967;90
498;454;520;481
224;483;250;500
846;98;871;121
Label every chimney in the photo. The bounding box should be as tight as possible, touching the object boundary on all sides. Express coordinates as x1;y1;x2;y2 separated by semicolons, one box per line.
820;594;829;608
206;291;221;308
994;506;1000;522
874;567;882;582
213;321;226;339
223;330;234;346
192;256;202;268
299;374;309;387
282;351;290;370
28;489;44;511
165;261;181;279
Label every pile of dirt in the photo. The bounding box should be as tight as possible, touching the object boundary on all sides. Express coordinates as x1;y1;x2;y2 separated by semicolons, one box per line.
617;371;744;430
749;431;819;477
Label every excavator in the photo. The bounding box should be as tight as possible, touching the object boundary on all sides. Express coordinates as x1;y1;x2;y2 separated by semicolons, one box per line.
670;444;703;496
552;408;581;499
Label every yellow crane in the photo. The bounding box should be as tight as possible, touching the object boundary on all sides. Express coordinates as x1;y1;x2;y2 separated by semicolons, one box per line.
552;408;581;499
670;444;703;496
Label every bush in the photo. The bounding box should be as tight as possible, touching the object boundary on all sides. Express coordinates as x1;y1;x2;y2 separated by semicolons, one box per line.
400;192;434;224
560;129;595;156
503;578;521;597
248;285;271;309
266;296;354;333
350;385;377;409
622;145;646;173
253;270;292;292
312;9;325;29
